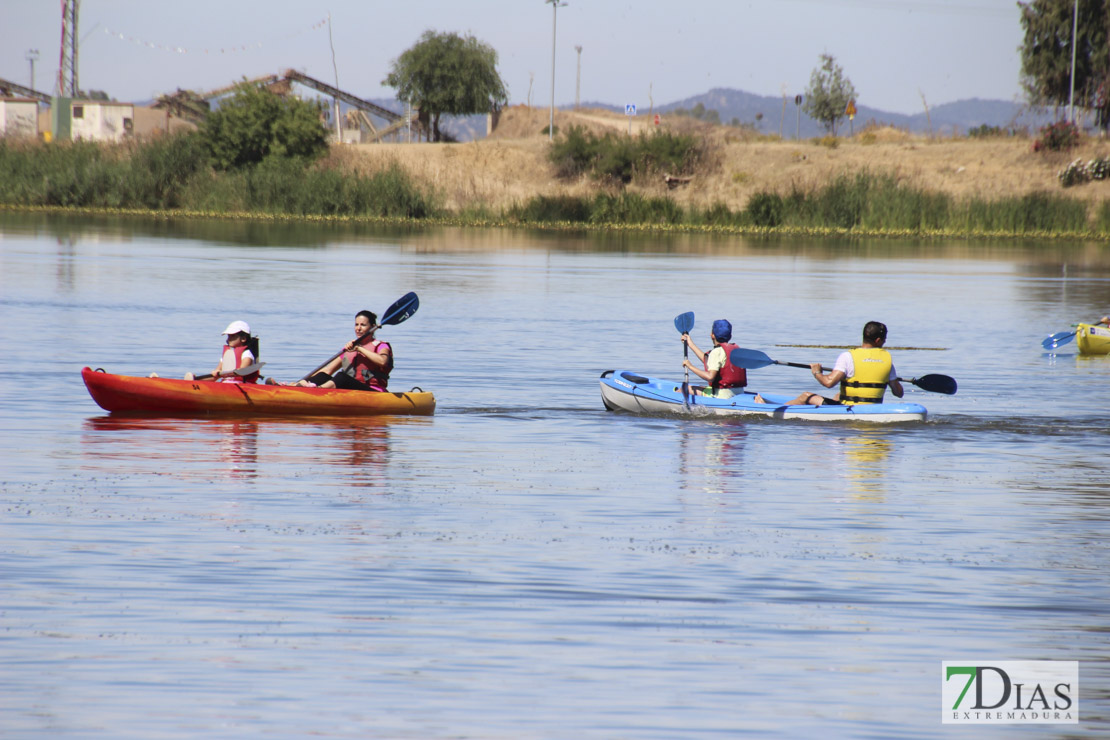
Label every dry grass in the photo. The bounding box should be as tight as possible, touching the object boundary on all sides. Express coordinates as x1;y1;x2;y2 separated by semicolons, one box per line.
333;107;1110;215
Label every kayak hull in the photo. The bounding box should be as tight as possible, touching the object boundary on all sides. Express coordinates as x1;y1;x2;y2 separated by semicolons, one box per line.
600;370;927;423
81;367;436;417
1076;323;1110;355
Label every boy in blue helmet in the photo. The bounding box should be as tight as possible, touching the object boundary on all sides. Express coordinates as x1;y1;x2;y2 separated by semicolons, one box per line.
681;318;747;398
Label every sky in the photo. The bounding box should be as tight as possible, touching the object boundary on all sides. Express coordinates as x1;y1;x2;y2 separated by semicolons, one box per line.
2;0;1025;116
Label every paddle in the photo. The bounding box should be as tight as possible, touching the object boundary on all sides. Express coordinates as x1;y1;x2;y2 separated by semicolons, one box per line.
1042;330;1077;350
1042;318;1110;349
195;361;266;381
729;347;958;395
299;292;420;382
674;311;695;407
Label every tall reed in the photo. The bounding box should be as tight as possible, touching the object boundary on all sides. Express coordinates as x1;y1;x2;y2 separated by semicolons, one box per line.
0;135;436;219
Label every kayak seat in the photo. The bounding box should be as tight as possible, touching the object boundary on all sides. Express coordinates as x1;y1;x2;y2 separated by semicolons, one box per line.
620;372;650;384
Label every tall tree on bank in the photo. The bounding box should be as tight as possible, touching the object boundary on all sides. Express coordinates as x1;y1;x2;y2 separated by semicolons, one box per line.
383;30;509;142
803;54;857;135
1019;0;1110;125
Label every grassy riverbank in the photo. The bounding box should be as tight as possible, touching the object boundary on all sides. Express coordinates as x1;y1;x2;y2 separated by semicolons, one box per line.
4;106;1110;239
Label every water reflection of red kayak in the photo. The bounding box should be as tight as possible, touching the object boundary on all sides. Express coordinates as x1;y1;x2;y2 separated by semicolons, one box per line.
81;367;436;417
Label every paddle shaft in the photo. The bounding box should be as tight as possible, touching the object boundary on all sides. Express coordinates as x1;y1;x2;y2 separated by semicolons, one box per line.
777;359;831;372
729;347;957;395
298;292;419;382
781;360;952;394
1042;319;1109;349
674;312;695;407
196;361;265;381
682;341;693;407
299;325;382;382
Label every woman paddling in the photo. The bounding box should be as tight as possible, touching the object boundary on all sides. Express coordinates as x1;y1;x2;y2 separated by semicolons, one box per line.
292;310;392;391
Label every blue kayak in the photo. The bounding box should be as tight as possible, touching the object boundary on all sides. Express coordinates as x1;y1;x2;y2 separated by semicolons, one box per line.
599;370;927;423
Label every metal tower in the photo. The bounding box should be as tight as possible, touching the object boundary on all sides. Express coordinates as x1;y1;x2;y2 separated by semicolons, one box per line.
58;0;79;96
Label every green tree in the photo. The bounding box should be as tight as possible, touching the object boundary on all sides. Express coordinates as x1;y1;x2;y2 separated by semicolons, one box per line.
200;81;329;170
803;54;857;135
383;30;508;142
1019;0;1110;124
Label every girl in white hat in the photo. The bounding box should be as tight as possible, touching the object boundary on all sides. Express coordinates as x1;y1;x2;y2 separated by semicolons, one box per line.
183;320;259;383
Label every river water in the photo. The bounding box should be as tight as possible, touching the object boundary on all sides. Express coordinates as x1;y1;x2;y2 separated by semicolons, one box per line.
1;212;1109;739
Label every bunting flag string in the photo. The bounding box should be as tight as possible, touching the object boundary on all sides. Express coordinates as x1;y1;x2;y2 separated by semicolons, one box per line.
101;18;327;55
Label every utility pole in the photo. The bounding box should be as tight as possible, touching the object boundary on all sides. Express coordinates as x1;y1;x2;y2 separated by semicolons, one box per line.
546;0;567;141
328;13;341;143
780;83;786;138
1068;0;1078;123
59;0;80;97
26;49;39;92
574;45;582;110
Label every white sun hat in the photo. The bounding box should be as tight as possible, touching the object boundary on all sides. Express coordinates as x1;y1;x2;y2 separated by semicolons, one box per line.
221;320;251;335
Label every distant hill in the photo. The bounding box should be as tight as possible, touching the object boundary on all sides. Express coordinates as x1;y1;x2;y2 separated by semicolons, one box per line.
427;88;1057;142
170;87;1060;142
656;88;1055;138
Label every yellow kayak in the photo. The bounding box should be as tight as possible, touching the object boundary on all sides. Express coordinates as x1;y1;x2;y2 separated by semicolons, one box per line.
1076;323;1110;355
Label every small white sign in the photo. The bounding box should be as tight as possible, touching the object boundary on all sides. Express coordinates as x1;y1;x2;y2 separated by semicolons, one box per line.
625;104;637;116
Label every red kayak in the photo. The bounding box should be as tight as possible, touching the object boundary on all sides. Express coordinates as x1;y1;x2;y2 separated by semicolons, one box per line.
81;367;436;417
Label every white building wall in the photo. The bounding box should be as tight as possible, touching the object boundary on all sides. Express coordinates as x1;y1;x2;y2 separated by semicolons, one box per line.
71;102;134;142
0;99;39;138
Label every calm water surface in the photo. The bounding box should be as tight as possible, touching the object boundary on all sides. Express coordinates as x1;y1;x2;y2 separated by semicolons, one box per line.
2;213;1109;739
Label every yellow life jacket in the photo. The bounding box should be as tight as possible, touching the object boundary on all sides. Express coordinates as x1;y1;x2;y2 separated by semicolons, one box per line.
840;347;891;405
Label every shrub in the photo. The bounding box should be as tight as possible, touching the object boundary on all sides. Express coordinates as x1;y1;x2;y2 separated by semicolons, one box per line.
745;192;784;227
859;174;950;230
510;194;592;222
120;132;206;208
548;125;595;178
1033;120;1080;153
588;192;684;224
959;192;1088;232
237;158;434;217
1096;201;1110;233
699;201;743;226
1059;158;1090;187
548;127;703;185
1058;156;1110;187
968;124;1006;139
593;135;637;183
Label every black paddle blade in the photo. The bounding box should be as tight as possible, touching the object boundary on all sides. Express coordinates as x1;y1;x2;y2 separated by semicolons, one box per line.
382;292;419;326
729;347;775;370
674;311;695;334
907;374;957;395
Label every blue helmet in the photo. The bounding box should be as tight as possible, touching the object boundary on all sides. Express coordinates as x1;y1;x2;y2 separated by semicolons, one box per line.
712;319;732;342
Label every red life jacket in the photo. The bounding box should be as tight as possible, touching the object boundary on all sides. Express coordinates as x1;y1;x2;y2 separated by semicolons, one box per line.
706;342;747;390
219;344;259;384
342;340;392;390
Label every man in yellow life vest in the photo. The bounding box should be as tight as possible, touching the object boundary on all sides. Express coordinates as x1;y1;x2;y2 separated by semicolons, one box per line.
777;321;904;407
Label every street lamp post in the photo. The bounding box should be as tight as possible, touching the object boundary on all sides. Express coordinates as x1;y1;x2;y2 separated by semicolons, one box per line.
26;49;39;92
546;0;567;141
575;45;582;110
